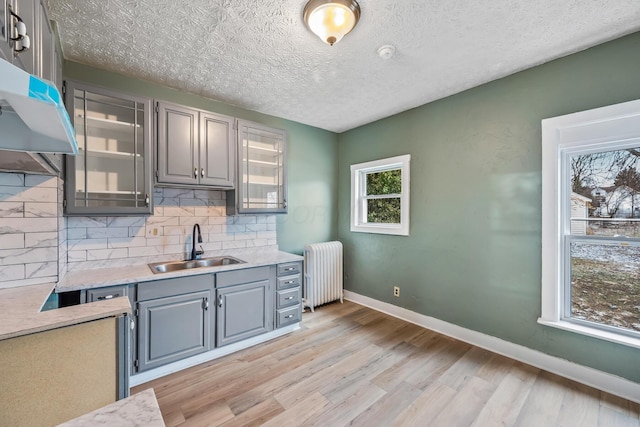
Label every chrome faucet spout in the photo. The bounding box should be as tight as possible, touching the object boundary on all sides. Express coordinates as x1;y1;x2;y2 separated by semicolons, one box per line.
191;223;204;260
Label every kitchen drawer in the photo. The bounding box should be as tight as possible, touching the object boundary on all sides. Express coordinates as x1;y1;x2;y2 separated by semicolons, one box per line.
86;285;128;303
276;274;301;290
276;304;301;328
277;262;301;277
276;287;301;309
217;266;270;288
138;274;213;301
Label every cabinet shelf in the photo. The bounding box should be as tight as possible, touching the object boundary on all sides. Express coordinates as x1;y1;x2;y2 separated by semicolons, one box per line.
76;114;142;129
246;144;279;153
80;148;142;159
243;159;279;166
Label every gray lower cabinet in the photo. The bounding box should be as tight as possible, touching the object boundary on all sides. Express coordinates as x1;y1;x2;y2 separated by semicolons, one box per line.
275;261;302;328
135;274;213;372
216;266;274;347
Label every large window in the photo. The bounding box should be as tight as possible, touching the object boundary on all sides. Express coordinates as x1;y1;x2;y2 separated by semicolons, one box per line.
350;155;410;236
541;100;640;348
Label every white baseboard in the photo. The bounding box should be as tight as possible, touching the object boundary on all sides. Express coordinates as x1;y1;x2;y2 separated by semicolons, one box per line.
130;323;300;387
343;290;640;404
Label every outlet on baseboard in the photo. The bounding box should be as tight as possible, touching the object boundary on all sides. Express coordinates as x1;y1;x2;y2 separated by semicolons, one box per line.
393;286;400;297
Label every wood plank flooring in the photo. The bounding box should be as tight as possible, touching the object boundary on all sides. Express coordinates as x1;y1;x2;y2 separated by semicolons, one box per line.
132;301;640;426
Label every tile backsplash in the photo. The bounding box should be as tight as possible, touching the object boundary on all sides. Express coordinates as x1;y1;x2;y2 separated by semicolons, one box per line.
0;173;60;289
0;174;277;289
66;187;277;272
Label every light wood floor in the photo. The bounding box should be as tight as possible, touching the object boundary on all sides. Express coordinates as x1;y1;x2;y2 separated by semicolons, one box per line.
133;301;640;427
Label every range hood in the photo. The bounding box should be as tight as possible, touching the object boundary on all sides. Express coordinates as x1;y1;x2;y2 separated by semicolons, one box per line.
0;58;78;155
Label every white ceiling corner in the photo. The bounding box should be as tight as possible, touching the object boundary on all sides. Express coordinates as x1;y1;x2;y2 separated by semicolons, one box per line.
45;0;640;133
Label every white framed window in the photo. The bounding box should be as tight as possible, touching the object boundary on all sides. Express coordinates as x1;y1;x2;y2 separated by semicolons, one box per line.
350;155;410;236
540;99;640;349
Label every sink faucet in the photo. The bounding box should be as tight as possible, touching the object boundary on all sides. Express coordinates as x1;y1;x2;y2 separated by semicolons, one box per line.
191;223;204;260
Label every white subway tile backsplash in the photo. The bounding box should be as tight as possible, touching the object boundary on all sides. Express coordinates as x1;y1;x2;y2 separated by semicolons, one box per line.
0;184;278;277
67;228;87;240
0;186;57;203
67;217;107;228
0;264;25;281
67;238;108;251
87;227;130;239
222;240;247;250
0;218;57;234
0;202;24;218
67;250;87;262
0;247;57;265
0;173;25;186
107;217;146;228
0;234;24;250
25;262;58;278
25;232;58;248
87;248;128;261
179;198;208;207
24;175;57;188
24;202;59;218
108;237;147;248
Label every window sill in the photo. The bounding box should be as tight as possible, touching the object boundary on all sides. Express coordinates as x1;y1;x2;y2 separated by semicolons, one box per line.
350;224;409;236
537;318;640;350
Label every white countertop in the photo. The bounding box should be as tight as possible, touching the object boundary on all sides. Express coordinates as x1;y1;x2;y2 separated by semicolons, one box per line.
57;249;303;292
57;388;165;427
0;282;131;341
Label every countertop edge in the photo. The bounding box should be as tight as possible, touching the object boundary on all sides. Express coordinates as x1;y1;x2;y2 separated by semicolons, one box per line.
57;388;165;426
0;282;131;341
57;250;304;292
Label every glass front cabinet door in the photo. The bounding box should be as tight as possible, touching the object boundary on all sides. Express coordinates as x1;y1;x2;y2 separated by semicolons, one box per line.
228;120;287;214
64;81;153;215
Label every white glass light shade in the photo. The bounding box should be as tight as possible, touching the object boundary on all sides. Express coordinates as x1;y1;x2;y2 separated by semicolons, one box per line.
303;0;361;46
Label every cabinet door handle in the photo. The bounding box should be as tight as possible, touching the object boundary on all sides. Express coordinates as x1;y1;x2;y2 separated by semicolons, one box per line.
194;167;198;178
285;296;294;300
203;297;209;311
201;168;204;178
130;319;135;330
218;294;223;308
284;314;294;319
283;199;287;209
97;293;119;300
144;193;150;207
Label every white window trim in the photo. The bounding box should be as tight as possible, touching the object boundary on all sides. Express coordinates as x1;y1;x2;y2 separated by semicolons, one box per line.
350;154;410;236
540;99;640;349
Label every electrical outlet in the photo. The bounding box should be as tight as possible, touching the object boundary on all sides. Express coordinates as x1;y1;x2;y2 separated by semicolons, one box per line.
393;286;400;297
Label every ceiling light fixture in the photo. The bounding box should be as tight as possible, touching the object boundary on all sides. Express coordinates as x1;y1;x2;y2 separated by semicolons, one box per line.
303;0;361;46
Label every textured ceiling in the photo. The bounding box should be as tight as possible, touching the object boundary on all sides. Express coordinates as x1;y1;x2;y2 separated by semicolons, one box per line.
45;0;640;133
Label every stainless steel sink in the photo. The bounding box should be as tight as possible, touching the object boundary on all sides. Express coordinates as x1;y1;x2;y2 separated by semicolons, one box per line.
148;256;245;274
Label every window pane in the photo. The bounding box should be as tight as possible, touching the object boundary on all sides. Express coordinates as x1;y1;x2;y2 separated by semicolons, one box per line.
570;147;640;236
366;169;401;195
569;241;640;333
367;198;400;223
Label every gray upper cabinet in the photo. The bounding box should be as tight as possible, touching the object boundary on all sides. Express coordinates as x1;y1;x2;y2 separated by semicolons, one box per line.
156;101;235;189
10;0;35;74
1;0;55;79
227;120;287;215
64;81;153;215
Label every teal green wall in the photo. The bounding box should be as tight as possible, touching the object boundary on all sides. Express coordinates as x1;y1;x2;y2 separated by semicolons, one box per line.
63;61;338;254
337;32;640;383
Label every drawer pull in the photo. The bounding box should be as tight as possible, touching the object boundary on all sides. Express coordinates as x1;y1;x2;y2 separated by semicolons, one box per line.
97;294;119;300
285;280;295;284
284;314;294;319
284;296;294;300
284;267;295;271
